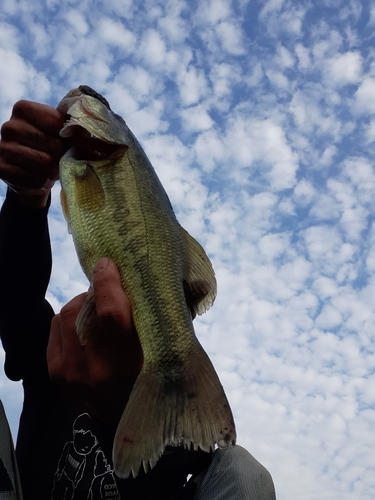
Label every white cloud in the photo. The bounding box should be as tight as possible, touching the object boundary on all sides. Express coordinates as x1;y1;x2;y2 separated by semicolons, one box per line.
0;47;51;123
258;232;290;262
139;29;168;67
65;9;89;36
295;43;312;70
327;176;369;240
28;20;50;58
293;179;316;206
260;2;306;36
326;51;362;87
75;59;112;89
177;66;209;106
193;128;226;173
104;82;139;118
364;119;375;143
224;115;299;190
97;17;136;50
245;62;264;87
338;0;362;23
315;303;343;329
1;0;22;15
265;68;291;90
97;0;134;19
277;44;295;68
312;276;339;300
303;225;342;265
320;145;338;167
180;104;214;132
209;62;242;100
215;21;246;55
288;88;342;140
117;65;154;101
128;103;168;136
260;0;285;19
354;78;375;115
195;0;232;25
157;0;189;42
370;5;375;26
311;27;343;61
0;21;20;50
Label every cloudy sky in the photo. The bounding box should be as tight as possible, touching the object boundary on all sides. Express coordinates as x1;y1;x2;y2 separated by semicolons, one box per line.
1;0;375;498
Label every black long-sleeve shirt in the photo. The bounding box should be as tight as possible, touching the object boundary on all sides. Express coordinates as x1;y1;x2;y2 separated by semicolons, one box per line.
0;189;205;499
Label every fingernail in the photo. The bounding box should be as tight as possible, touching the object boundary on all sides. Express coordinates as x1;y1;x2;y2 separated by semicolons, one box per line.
94;257;110;273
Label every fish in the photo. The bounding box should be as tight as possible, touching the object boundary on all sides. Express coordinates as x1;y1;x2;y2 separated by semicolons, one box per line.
56;85;236;478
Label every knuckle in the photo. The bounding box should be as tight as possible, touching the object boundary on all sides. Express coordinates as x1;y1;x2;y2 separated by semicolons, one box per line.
47;358;62;381
60;300;75;317
48;358;82;387
0;120;17;142
11;100;31;118
96;305;126;329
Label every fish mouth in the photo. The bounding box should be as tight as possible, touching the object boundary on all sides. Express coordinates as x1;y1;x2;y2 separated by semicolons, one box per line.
63;126;127;161
58;86;129;161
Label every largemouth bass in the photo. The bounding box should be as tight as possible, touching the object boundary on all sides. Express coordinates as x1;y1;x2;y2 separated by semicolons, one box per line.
57;85;236;478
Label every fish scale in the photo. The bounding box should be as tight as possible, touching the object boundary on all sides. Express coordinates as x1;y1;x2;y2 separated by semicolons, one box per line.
58;85;236;478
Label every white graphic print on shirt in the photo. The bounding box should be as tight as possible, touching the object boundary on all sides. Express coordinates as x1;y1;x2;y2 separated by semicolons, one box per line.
51;413;120;500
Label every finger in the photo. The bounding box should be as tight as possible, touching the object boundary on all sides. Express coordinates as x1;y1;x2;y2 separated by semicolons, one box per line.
0;102;70;194
89;258;142;381
10;100;66;138
47;293;87;383
92;258;134;333
0;157;57;193
0;142;60;181
1;114;70;161
59;293;87;357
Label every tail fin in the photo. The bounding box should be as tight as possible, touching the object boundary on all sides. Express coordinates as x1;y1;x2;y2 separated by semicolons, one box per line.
113;346;236;478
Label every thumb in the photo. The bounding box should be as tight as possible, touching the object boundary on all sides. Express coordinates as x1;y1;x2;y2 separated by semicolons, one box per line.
92;258;133;333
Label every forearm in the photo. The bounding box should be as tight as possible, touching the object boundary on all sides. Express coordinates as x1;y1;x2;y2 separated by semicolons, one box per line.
0;187;54;380
0;188;52;301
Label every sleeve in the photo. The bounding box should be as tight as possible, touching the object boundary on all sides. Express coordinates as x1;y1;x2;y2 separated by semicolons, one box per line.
0;188;55;381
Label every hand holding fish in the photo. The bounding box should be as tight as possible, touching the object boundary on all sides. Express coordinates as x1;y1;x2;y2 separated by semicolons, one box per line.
0;100;68;208
47;257;143;424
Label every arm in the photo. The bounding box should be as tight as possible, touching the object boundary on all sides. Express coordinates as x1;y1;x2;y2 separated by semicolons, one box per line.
0;190;53;380
0;100;68;380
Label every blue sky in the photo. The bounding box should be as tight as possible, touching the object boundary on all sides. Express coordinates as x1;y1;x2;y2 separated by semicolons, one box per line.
1;0;375;498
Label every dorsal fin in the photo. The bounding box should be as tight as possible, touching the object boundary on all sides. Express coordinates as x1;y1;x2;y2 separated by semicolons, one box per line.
182;228;217;316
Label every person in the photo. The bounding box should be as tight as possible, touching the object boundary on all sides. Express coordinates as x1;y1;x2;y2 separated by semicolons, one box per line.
0;99;276;499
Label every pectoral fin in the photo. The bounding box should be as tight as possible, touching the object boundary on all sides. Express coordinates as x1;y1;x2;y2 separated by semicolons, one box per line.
75;286;101;345
74;164;105;211
182;229;217;315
